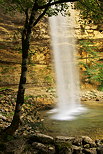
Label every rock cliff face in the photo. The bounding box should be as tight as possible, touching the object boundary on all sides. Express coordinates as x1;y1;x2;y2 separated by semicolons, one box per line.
0;8;103;90
0;8;54;87
74;10;103;90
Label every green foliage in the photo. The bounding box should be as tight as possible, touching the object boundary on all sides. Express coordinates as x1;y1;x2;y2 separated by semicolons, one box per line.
0;87;9;91
46;87;55;92
0;0;34;13
75;0;103;90
1;66;9;74
24;95;34;103
2;134;15;141
79;40;103;90
75;0;103;25
55;141;72;153
0;0;70;16
90;63;103;91
46;3;69;16
79;40;98;57
44;75;53;83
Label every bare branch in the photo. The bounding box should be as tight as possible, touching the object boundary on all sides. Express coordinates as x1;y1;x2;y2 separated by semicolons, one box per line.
33;7;48;27
33;0;52;27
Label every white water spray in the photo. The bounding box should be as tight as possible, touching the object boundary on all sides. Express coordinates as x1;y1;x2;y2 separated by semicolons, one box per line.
49;4;86;120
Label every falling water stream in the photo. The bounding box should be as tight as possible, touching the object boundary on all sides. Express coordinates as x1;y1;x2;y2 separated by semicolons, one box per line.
49;4;86;120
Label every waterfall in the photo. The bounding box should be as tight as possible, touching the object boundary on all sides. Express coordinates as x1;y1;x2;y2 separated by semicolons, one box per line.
49;4;85;120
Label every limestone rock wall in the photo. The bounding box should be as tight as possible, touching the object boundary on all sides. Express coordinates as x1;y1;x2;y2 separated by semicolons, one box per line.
0;8;103;89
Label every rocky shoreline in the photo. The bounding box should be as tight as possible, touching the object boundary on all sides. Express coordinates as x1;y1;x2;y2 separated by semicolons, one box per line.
0;88;103;128
27;133;103;154
0;133;103;154
0;88;103;153
80;90;103;102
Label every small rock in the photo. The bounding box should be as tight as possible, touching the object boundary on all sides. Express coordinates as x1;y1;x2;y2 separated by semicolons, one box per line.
96;98;99;101
55;141;72;154
32;142;55;154
4;108;9;112
32;142;47;150
55;136;75;143
82;136;96;147
83;148;97;154
0;113;7;121
0;109;5;112
28;133;54;144
0;100;5;103
100;139;103;143
48;145;55;154
81;97;87;101
97;146;103;154
95;139;101;146
73;137;82;146
72;145;83;154
84;144;90;148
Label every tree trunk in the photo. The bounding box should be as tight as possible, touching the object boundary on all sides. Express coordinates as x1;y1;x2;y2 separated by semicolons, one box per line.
3;26;31;135
2;4;47;136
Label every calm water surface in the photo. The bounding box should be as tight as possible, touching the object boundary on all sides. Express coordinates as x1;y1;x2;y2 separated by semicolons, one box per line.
41;102;103;140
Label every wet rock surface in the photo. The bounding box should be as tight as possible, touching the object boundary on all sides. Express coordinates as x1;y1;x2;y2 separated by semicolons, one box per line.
1;134;103;154
27;135;103;154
